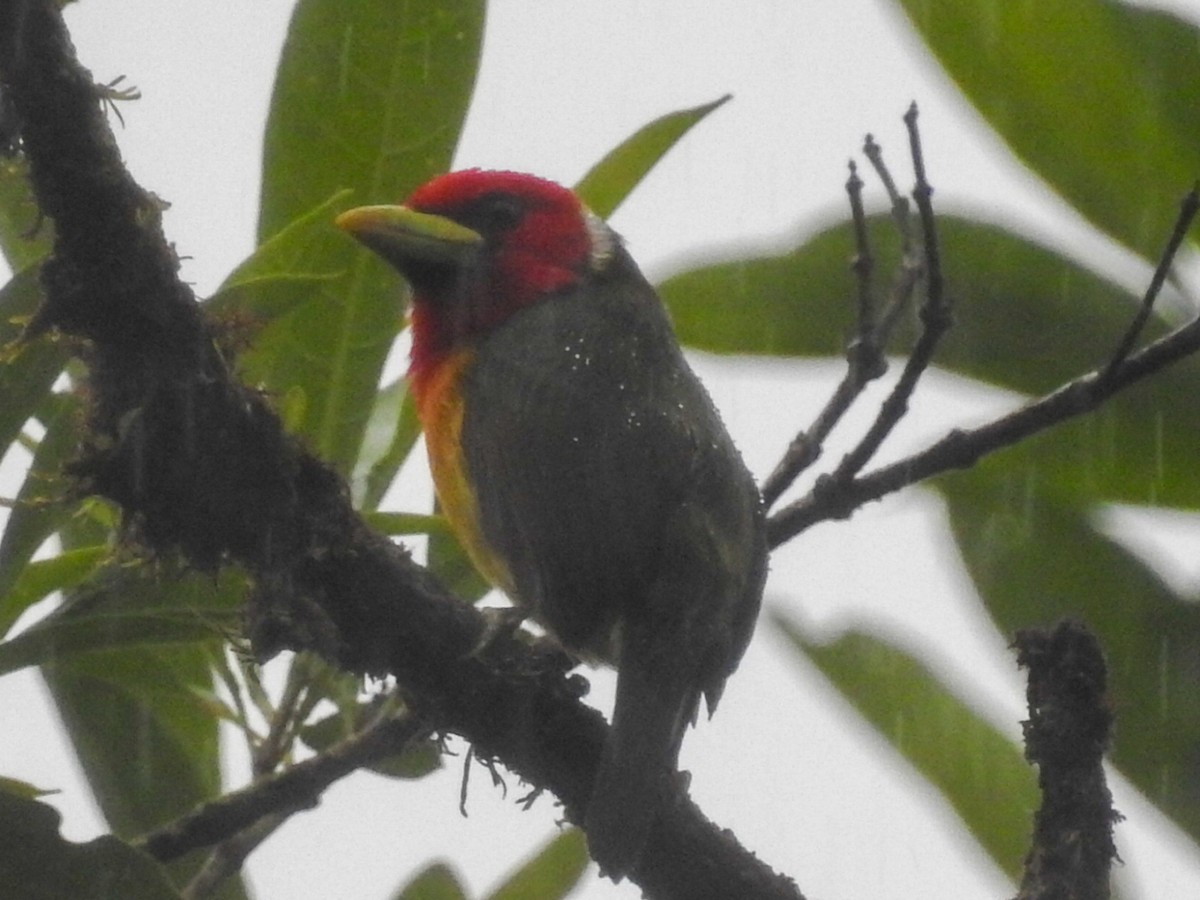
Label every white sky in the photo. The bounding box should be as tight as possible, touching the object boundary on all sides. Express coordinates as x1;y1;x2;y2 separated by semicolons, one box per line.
3;1;1200;898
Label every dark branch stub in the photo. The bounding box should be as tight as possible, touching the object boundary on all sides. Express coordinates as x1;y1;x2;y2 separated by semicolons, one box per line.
1014;621;1120;900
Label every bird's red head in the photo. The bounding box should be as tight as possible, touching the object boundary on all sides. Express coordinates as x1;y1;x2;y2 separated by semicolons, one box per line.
337;170;617;386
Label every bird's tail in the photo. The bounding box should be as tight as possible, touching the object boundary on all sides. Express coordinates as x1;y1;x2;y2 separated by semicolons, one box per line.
585;629;697;881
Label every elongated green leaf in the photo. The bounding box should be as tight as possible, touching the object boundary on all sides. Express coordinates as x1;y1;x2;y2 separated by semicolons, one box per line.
661;214;1200;507
248;0;483;474
891;0;1200;259
393;862;469;900
940;469;1200;843
0;546;107;638
576;95;731;219
37;565;247;898
206;190;351;325
0;157;52;272
487;828;589;900
775;616;1036;878
0;793;181;900
0;266;68;453
356;376;422;511
362;511;449;538
259;1;483;242
0;604;225;677
0;394;81;622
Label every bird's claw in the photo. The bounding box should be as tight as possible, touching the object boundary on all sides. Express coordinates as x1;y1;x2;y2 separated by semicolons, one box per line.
467;605;529;659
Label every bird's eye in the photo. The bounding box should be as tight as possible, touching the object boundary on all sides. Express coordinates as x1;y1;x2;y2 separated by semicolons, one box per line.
477;194;524;233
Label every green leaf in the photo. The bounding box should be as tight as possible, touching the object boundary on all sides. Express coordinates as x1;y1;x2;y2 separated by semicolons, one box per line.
486;828;589;900
363;511;451;538
0;793;182;900
0;546;107;639
247;0;483;474
427;508;491;604
37;566;248;898
299;695;441;779
575;94;731;220
393;862;469;900
939;470;1200;844
0;266;68;453
775;616;1036;879
206;189;352;323
356;377;422;511
0;157;52;272
259;0;483;242
0;776;57;800
367;737;442;780
890;0;1200;259
0;394;83;625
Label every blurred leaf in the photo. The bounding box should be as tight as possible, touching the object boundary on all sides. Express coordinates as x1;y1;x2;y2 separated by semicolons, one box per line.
363;511;451;538
575;94;731;219
428;508;491;603
207;189;351;324
26;569;232;797
393;862;469;900
0;393;82;622
661;213;1200;507
0;776;56;799
891;0;1200;259
259;1;483;242
487;828;589;900
940;469;1200;843
365;737;442;780
0;266;68;453
248;0;483;474
39;564;247;898
0;156;52;272
0;546;107;639
775;616;1036;879
356;377;422;511
0;793;181;900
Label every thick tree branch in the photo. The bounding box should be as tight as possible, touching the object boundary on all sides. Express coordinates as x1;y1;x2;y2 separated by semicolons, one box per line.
0;3;800;898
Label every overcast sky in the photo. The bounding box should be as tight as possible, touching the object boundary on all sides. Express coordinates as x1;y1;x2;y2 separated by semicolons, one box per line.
3;2;1200;899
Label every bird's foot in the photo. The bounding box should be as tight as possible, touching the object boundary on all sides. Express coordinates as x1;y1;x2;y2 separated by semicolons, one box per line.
467;605;529;660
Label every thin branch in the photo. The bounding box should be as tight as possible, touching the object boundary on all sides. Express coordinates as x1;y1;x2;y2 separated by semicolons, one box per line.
137;712;428;862
827;104;949;481
760;161;886;508
760;125;934;510
768;291;1200;547
848;160;876;346
768;174;1200;548
863;132;920;342
181;813;287;900
1101;183;1200;381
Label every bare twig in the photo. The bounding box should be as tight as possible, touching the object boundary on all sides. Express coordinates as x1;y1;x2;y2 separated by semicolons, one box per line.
181;813;287;900
137;712;428;863
828;104;949;481
848;161;876;347
863;133;921;342
760;162;888;508
768;171;1200;547
761;121;941;510
1101;184;1200;381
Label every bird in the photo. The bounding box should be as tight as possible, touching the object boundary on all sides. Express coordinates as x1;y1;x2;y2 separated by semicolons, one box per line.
336;169;767;879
